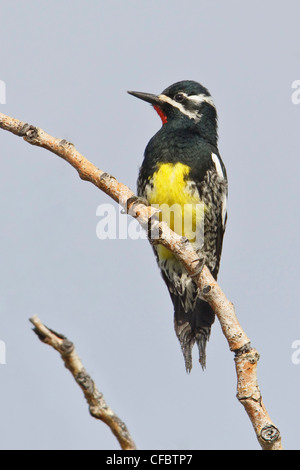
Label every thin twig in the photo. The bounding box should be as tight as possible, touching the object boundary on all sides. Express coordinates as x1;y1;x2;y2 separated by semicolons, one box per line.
29;315;136;450
1;112;282;449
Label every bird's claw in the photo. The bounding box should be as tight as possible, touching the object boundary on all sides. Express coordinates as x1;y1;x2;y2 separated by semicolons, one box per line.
126;196;149;215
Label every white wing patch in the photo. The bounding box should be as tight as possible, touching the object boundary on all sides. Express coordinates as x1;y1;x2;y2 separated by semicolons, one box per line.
211;153;224;179
221;193;227;228
211;153;227;227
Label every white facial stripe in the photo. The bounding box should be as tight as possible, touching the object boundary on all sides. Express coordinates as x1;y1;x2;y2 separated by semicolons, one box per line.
211;153;224;179
158;94;200;121
158;93;215;121
188;94;215;108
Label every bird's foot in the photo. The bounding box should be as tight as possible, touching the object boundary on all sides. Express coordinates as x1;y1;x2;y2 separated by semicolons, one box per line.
190;258;205;278
126;196;149;215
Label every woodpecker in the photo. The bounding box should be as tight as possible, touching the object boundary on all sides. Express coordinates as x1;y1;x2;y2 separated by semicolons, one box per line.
128;80;228;372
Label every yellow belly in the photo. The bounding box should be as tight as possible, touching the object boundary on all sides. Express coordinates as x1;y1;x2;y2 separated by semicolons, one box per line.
146;162;206;260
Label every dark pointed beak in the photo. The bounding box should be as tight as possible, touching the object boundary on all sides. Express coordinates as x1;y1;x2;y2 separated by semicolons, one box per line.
127;90;161;106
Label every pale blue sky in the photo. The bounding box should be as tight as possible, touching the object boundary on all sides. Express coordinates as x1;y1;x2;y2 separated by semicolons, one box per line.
1;0;299;450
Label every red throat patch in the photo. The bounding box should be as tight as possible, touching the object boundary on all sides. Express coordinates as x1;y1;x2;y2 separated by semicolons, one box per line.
154;105;168;125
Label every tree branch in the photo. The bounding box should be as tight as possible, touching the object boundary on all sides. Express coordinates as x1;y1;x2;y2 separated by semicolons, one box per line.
29;315;136;450
0;112;283;450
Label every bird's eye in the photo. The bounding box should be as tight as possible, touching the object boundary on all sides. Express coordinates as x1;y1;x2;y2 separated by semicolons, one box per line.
174;93;184;102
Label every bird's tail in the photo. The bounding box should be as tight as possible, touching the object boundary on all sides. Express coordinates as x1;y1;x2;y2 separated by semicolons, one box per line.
173;296;215;372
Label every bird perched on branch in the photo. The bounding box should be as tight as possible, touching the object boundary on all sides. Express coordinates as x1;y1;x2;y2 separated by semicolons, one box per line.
128;80;227;372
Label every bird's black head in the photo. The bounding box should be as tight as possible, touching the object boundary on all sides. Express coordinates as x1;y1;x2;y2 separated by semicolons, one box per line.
128;80;218;146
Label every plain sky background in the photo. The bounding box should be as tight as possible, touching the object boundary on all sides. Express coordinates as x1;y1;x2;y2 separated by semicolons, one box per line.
0;0;299;450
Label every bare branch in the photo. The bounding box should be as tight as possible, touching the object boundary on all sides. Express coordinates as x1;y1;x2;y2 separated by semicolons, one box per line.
199;270;282;450
1;112;282;449
29;315;136;450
